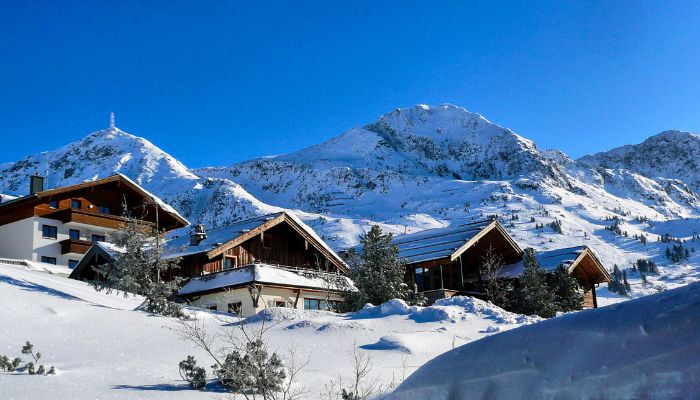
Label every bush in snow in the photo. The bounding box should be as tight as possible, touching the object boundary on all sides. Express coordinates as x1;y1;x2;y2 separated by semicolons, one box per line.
1;341;55;375
343;225;423;311
176;311;307;399
91;202;185;318
0;356;21;372
179;356;206;389
214;338;286;395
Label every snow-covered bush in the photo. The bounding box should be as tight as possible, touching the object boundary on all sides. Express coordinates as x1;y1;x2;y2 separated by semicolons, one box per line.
1;341;55;375
178;356;206;389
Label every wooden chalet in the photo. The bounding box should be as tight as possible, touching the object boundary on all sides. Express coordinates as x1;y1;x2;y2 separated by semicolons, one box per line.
167;212;350;316
0;174;188;270
394;219;523;303
392;219;610;308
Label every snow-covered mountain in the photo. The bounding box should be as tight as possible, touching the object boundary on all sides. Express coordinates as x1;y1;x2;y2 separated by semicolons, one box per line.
578;130;700;192
1;104;699;299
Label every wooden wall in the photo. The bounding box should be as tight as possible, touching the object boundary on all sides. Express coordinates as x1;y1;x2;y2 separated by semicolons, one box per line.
179;222;339;277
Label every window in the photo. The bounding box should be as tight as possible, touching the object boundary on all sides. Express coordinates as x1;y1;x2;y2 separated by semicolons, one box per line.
98;206;110;214
71;199;82;209
69;229;80;240
40;256;57;265
303;298;336;311
303;298;322;310
49;200;58;209
68;259;79;269
223;256;237;271
227;302;242;315
205;304;217;311
91;234;106;243
268;300;288;308
42;225;57;239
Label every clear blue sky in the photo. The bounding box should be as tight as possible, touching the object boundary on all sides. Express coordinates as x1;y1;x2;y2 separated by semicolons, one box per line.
1;1;700;167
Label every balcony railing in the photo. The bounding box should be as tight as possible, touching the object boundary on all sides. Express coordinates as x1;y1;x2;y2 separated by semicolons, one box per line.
59;238;94;255
43;208;154;231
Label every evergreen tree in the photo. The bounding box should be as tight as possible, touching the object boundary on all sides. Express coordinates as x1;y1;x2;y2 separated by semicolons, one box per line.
550;265;584;312
344;225;417;310
92;203;184;317
608;264;628;296
513;248;556;317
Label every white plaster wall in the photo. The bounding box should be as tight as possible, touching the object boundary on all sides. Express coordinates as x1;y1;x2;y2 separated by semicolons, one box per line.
189;287;347;317
0;216;120;268
0;218;35;260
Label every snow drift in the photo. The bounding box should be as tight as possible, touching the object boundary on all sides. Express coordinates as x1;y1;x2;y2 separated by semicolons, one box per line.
391;282;700;400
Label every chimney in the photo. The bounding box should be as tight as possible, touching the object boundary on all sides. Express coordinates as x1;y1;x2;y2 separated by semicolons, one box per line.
190;224;207;246
30;175;45;195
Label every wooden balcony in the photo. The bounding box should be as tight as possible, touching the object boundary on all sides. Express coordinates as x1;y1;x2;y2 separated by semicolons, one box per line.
60;239;94;255
43;208;153;230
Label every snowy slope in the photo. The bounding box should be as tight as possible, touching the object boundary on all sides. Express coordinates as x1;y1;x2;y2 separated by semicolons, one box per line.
391;281;700;400
1;105;700;300
0;262;538;399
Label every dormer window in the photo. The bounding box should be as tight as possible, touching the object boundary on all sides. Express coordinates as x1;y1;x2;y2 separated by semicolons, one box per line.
71;199;82;209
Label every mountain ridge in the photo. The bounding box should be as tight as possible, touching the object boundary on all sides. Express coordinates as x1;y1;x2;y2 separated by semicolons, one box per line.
1;104;699;302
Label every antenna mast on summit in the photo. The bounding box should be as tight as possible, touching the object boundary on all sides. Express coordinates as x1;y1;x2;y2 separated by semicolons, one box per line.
110;112;115;129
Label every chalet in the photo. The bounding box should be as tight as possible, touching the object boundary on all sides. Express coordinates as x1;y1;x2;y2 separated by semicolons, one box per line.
392;219;610;308
0;174;188;270
168;212;351;316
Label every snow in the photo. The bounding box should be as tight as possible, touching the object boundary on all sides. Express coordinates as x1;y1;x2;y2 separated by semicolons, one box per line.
391;281;700;399
0;262;539;399
178;263;353;295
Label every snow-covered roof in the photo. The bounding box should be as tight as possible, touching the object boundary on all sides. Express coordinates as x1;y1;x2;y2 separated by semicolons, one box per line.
164;212;346;270
499;246;587;278
391;220;497;264
177;263;354;296
164;213;284;258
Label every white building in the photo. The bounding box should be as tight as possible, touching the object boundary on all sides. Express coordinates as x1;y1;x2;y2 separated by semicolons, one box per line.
0;174;188;270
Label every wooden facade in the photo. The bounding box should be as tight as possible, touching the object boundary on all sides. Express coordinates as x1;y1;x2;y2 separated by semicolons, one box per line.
0;174;187;233
395;220;610;308
176;213;347;278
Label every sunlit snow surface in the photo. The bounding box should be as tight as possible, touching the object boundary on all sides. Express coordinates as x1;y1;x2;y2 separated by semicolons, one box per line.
0;262;539;399
391;281;700;399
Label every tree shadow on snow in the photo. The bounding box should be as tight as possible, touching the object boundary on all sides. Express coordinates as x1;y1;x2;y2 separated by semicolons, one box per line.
0;275;80;301
113;381;229;393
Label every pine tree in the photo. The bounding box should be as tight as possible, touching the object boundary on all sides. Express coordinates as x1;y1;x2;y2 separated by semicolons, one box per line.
513;248;556;318
344;225;415;310
550;265;584;312
92;203;184;317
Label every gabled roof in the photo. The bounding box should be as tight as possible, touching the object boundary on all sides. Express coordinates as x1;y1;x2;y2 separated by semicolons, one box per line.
177;263;354;296
392;219;522;264
0;173;189;228
500;246;611;283
68;242;125;280
164;212;347;272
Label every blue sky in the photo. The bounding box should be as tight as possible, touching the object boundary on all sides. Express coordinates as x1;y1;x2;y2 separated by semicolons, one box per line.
1;1;700;167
